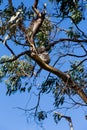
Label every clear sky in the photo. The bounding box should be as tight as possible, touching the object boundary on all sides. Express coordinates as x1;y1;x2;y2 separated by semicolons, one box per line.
0;0;87;130
0;83;87;130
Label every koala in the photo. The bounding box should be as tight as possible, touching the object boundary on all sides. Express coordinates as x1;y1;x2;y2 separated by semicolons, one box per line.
37;46;50;64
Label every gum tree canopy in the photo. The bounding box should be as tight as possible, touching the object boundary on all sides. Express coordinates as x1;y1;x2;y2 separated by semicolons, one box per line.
0;0;87;128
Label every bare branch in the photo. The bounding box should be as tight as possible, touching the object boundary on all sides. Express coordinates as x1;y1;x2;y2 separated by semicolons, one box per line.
14;106;36;112
54;112;74;130
35;90;41;116
79;42;87;54
5;42;15;55
13;39;28;46
43;38;87;53
50;38;87;47
74;23;87;39
75;58;87;67
61;53;87;58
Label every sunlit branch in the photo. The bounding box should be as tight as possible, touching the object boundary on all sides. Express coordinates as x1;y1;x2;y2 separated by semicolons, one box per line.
8;9;23;23
3;34;10;44
54;112;74;130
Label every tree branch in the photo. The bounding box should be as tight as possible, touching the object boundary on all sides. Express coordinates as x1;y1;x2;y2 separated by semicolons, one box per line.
26;0;45;48
6;0;87;104
50;38;87;47
0;38;15;55
35;90;41;116
5;42;15;55
8;0;13;8
33;0;39;9
0;50;30;64
44;38;87;53
61;53;87;58
54;112;74;130
29;52;87;104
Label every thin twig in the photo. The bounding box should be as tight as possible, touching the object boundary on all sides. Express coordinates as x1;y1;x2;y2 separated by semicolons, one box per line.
8;0;13;8
0;38;15;55
5;42;15;55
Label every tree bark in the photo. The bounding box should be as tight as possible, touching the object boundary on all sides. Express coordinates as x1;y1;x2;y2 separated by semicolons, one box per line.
30;52;87;104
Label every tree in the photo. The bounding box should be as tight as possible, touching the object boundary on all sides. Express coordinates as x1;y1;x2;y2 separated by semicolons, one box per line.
0;0;87;129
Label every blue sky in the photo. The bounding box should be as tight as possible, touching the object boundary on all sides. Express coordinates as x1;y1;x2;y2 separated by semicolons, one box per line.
0;86;87;130
0;0;87;130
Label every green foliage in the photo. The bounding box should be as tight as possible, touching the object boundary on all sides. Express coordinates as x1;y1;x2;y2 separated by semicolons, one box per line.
71;10;82;24
0;0;87;125
36;18;52;47
54;95;64;107
49;0;84;24
54;113;62;124
37;111;47;121
66;27;80;39
0;2;32;40
41;77;65;107
69;61;87;93
41;77;56;93
0;56;33;95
